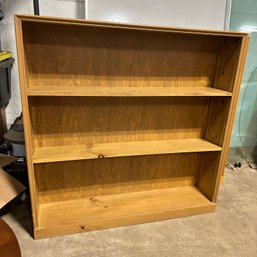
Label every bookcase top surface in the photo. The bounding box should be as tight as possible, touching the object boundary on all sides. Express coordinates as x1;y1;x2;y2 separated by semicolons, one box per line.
15;14;248;38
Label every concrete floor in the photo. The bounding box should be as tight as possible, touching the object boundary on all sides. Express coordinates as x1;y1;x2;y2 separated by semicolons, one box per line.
1;167;257;257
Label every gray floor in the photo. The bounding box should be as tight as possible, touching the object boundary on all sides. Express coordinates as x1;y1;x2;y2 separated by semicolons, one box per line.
2;168;257;257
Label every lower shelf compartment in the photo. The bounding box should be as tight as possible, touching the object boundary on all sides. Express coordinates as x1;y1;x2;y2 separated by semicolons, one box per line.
35;186;215;239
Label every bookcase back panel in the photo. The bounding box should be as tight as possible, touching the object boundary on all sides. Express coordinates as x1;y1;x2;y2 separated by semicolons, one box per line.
22;22;222;88
34;152;204;203
29;96;211;147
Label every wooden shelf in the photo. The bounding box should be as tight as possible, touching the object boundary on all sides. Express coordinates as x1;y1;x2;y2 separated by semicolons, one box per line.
27;86;232;97
15;15;248;238
32;138;221;164
35;186;215;238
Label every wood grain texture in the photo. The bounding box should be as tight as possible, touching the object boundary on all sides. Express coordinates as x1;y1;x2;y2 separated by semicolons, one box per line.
16;14;247;37
29;96;211;147
198;96;231;194
35;186;215;239
14;16;39;228
197;36;248;199
214;38;242;92
196;152;221;200
34;153;205;203
204;97;231;146
27;86;232;97
212;36;250;201
14;14;249;239
0;219;21;257
33;138;221;164
23;21;221;89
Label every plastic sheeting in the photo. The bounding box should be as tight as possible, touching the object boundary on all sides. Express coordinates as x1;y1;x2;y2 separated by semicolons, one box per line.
229;0;257;163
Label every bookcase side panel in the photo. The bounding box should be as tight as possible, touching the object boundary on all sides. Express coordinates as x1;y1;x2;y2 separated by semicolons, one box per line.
198;36;249;202
14;16;39;229
213;36;249;202
213;37;243;92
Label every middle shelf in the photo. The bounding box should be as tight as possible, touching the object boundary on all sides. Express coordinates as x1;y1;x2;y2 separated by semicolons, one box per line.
27;86;232;97
32;138;221;164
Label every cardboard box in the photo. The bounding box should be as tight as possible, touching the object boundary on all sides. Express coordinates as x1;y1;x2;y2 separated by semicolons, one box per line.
0;154;26;209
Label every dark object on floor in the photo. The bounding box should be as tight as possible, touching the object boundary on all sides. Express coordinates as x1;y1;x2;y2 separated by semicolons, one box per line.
3;115;25;157
4;159;28;187
234;162;242;168
1;114;27;186
0;218;21;257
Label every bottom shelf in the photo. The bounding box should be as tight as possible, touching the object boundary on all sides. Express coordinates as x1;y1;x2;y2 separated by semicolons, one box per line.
35;186;215;239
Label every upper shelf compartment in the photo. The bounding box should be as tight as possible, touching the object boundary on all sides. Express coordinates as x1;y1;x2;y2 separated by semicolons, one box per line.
21;20;242;93
27;86;232;97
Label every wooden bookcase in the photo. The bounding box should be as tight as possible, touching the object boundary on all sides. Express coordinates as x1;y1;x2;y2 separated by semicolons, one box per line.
14;15;249;239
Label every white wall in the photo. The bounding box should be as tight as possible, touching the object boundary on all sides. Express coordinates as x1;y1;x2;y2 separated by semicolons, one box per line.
0;0;33;127
1;0;227;127
0;0;85;127
87;0;227;30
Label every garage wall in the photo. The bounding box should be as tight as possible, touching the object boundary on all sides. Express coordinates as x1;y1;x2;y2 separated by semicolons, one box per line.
87;0;228;29
0;0;85;127
1;0;228;128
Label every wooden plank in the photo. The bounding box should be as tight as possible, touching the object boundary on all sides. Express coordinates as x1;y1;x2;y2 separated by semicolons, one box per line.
14;16;39;228
35;186;215;239
28;86;232;97
196;152;221;200
16;14;247;37
212;35;250;201
204;97;231;146
197;35;249;199
214;37;243;92
33;138;221;164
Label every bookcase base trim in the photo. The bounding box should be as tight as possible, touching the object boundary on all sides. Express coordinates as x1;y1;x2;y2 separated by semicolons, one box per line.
34;204;215;239
34;186;216;239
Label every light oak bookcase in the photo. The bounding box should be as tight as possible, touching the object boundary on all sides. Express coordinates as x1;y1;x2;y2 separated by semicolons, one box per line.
15;15;249;239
